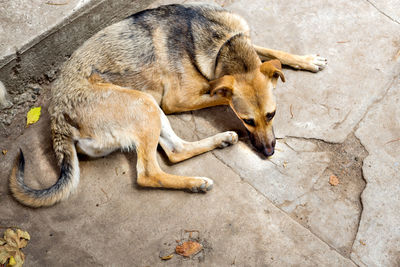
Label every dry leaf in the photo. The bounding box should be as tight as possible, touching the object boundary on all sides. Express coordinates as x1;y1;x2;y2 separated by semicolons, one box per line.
1;150;6;155
26;107;41;126
0;228;30;266
175;241;202;257
329;175;339;186
160;254;174;260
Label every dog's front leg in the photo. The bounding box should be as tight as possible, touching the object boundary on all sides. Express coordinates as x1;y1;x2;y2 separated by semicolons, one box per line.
161;88;229;114
253;45;327;72
157;107;238;163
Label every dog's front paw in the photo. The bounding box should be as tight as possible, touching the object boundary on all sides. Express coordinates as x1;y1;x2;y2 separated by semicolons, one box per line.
297;54;328;72
190;177;214;192
218;131;239;148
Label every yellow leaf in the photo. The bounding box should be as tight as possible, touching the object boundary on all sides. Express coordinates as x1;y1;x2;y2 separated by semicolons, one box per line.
7;255;16;266
26;107;41;126
160;254;174;260
2;150;7;155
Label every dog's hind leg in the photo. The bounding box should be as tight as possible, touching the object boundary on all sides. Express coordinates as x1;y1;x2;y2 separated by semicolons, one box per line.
134;107;214;192
136;128;214;192
253;45;327;72
158;108;238;163
76;80;213;192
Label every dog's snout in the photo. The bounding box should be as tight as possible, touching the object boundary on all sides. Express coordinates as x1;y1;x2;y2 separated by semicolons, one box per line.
263;147;274;157
247;130;276;158
262;141;275;157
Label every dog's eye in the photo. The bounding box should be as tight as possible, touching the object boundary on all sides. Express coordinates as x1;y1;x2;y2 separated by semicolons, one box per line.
266;111;276;121
243;118;255;127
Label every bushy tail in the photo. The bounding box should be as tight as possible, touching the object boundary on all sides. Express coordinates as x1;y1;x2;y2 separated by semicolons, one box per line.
9;139;79;208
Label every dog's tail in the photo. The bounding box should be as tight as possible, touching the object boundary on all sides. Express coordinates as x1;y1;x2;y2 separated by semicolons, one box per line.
9;136;79;208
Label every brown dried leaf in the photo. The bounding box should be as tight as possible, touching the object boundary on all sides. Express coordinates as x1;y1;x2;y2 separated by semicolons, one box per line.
175;241;202;257
329;175;339;186
0;229;30;265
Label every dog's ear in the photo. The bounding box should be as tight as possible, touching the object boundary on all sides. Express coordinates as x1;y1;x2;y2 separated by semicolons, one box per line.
260;60;286;84
209;75;235;98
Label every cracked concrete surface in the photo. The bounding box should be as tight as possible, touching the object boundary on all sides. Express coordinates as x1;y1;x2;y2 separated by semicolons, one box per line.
1;0;400;266
184;106;367;258
352;73;400;266
364;0;400;24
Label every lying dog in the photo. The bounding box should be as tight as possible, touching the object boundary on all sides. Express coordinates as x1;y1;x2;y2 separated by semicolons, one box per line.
10;3;327;207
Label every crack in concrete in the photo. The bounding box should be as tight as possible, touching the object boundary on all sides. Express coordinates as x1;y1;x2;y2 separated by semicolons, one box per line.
333;109;352;130
346;68;399;265
346;73;399;258
190;107;367;261
352;71;400;135
364;0;400;25
278;135;340;145
350;177;366;265
210;150;357;265
283;134;367;257
185;94;369;263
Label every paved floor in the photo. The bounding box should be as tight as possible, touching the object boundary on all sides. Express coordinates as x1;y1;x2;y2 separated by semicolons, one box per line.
0;0;399;266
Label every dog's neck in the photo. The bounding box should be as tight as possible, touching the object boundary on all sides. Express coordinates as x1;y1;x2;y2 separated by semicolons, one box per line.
214;33;261;79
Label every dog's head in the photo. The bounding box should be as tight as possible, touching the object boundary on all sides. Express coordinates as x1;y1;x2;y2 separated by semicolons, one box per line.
210;59;285;157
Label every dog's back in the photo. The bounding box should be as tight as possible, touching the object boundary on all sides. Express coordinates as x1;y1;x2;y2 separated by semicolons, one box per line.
54;4;249;92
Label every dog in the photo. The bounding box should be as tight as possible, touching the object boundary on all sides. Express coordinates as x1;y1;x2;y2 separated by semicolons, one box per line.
10;3;327;207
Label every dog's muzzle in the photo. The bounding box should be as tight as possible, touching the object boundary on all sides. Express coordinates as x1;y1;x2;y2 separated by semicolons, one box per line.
262;139;276;157
247;130;276;158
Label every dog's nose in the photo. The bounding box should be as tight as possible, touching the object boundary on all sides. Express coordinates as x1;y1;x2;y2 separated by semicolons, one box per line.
263;146;274;157
262;139;276;157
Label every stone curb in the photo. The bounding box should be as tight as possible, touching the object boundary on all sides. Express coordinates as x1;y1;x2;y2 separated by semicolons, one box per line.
0;0;155;96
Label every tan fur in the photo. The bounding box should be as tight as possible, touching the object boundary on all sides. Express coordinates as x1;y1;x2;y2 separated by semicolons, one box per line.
10;3;326;207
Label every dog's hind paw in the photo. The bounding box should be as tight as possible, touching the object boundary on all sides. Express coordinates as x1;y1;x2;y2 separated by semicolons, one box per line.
295;54;328;72
191;177;214;192
218;131;239;148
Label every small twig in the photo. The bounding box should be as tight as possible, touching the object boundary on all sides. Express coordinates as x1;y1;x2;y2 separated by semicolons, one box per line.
46;1;69;5
289;104;294;119
337;41;350;43
100;188;110;201
385;138;400;145
184;229;199;239
395;50;400;61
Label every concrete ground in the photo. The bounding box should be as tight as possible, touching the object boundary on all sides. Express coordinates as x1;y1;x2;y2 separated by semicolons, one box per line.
0;0;399;266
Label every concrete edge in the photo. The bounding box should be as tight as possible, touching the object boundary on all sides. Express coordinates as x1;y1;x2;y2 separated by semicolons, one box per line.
0;0;156;96
0;0;103;70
